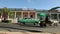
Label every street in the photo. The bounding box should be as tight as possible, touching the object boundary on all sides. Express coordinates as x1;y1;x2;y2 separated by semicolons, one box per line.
0;23;60;33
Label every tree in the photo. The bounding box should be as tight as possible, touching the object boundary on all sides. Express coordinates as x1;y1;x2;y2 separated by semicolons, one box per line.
0;7;14;20
50;7;60;11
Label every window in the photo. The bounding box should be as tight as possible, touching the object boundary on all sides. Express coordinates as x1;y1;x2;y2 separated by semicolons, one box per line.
16;12;21;18
30;15;33;18
51;14;57;19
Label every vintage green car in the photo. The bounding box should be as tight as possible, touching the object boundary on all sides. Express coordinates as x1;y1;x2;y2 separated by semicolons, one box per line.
18;13;48;26
18;17;40;25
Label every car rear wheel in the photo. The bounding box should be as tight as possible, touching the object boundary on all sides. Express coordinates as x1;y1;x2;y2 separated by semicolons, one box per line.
23;22;25;25
39;21;46;27
34;23;36;25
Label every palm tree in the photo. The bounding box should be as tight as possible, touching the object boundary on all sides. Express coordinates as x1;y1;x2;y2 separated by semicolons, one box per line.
0;7;13;20
0;8;2;18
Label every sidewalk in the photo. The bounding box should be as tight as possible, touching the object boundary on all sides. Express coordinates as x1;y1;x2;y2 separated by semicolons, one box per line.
0;31;52;34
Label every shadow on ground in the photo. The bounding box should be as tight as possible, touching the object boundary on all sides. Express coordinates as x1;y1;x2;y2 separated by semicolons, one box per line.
19;24;40;27
0;26;43;32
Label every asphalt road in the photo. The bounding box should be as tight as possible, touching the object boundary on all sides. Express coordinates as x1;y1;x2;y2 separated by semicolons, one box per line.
0;23;60;33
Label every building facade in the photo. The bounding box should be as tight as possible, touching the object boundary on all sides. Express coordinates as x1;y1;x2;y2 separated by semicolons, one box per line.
0;8;60;21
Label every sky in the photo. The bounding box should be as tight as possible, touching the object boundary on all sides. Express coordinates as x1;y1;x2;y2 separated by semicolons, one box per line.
0;0;60;10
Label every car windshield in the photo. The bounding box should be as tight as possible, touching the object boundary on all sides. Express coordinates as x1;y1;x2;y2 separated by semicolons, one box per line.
24;17;31;19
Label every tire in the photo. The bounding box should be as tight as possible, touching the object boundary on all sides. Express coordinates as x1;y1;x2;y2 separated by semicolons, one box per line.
39;21;46;27
34;23;36;25
44;23;46;27
23;22;25;25
39;21;44;27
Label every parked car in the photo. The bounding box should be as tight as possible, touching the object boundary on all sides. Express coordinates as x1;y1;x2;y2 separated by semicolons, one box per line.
18;17;40;25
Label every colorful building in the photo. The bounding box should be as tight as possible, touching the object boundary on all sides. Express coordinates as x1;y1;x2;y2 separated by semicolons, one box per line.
0;8;60;21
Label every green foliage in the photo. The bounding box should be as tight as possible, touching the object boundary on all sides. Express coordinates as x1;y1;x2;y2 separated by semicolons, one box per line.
0;7;14;18
50;7;60;11
1;7;9;12
9;11;14;16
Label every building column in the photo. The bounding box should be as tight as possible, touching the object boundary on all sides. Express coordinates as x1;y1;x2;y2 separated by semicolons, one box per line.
1;15;2;18
35;12;37;19
8;15;9;19
21;11;23;19
57;13;59;20
28;12;30;18
8;13;9;19
49;13;51;18
15;11;16;18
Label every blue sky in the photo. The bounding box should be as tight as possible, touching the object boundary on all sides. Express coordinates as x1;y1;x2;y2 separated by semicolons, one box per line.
0;0;60;10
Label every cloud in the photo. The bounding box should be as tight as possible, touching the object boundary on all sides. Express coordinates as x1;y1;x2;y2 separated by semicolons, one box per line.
27;0;33;3
22;7;28;10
